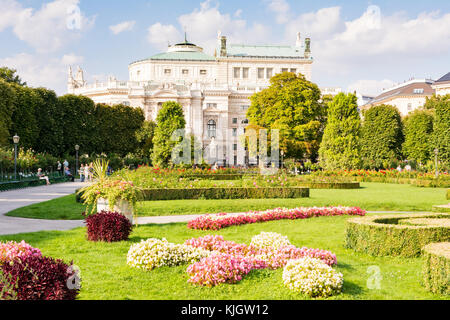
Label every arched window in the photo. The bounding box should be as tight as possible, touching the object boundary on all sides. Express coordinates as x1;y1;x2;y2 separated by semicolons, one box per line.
207;120;216;138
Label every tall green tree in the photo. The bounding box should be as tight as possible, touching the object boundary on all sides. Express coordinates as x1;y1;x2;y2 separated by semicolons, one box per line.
0;79;15;146
431;95;450;167
152;101;186;167
247;72;326;161
318;93;361;170
135;120;157;157
0;67;26;86
402;109;434;164
361;104;404;169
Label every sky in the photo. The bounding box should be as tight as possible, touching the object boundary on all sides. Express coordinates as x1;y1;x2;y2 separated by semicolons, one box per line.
0;0;449;96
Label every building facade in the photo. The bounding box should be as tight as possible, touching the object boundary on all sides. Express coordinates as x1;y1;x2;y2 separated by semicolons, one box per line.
432;72;450;96
68;32;313;166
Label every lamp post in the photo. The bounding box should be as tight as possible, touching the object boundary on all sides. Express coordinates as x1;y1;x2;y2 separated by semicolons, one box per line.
281;150;284;169
75;145;80;180
434;148;439;178
13;134;19;180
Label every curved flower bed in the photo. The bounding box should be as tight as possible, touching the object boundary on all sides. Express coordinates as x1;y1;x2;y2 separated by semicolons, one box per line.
188;206;366;230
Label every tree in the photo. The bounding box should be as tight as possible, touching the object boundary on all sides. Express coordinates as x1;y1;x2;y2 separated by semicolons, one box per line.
431;95;450;167
0;79;16;146
318;93;361;170
58;94;96;155
0;67;26;86
136;120;157;157
361;104;404;169
402;109;434;164
152;101;186;167
247;72;326;161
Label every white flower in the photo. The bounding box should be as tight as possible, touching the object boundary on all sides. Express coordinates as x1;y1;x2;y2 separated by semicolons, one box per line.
250;232;291;249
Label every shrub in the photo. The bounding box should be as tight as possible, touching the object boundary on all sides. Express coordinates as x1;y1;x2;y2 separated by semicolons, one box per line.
85;211;133;242
0;255;80;300
127;238;210;271
422;242;449;295
282;257;343;298
346;213;450;257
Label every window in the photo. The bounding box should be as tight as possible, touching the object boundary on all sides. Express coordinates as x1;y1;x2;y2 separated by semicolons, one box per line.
200;69;207;75
234;156;238;166
232;118;238;124
258;68;264;79
290;68;297;74
182;69;189;75
207;120;216;138
241;105;249;111
233;67;241;79
164;69;171;75
232;128;237;137
281;68;288;73
413;88;424;94
137;70;141;77
206;103;217;109
266;68;273;79
407;103;412;111
243;68;249;79
233;144;238;151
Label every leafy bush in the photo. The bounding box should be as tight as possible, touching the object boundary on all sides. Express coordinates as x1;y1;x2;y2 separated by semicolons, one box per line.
0;255;80;300
85;211;133;242
346;213;450;257
282;257;343;298
422;242;449;295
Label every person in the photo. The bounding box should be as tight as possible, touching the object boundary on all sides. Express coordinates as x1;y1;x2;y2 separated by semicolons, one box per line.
64;166;75;182
79;164;85;182
405;164;412;172
37;168;50;185
57;161;62;176
88;162;94;182
84;163;90;182
396;165;402;172
63;159;69;173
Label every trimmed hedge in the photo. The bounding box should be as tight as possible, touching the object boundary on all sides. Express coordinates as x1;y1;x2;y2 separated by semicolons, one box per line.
297;182;360;189
0;176;69;192
345;213;450;257
422;242;449;295
447;189;450;200
141;187;309;201
182;174;244;180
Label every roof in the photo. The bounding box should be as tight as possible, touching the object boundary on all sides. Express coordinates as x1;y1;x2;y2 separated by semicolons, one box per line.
435;72;450;83
148;51;215;61
226;44;308;59
367;80;435;105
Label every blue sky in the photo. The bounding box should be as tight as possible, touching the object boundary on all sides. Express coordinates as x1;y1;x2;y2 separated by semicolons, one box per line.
1;0;449;95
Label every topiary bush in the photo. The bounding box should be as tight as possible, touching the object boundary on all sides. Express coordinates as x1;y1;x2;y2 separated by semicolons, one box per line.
0;255;80;300
85;211;133;242
422;242;449;295
346;213;450;257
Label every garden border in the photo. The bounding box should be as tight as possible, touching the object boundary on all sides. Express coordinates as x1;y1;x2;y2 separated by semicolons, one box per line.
296;182;360;189
345;213;450;257
422;242;449;295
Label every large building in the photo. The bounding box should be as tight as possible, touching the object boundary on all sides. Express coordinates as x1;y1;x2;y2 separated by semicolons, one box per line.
361;79;435;116
68;32;313;166
432;72;450;96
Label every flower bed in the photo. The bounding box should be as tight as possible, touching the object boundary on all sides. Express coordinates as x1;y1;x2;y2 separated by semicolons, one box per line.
282;257;343;298
346;213;450;257
188;206;366;230
0;240;42;265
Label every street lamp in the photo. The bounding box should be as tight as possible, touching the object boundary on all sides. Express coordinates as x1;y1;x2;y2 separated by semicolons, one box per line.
13;134;19;180
434;148;439;178
75;145;80;181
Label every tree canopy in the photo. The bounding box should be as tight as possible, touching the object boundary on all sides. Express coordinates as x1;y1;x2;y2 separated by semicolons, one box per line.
402;109;434;164
0;67;26;86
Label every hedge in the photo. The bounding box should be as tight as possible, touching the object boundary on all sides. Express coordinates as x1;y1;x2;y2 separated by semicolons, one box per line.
447;189;450;200
181;174;244;180
422;242;449;295
348;176;450;188
297;182;360;189
141;187;310;201
345;213;450;257
0;176;69;192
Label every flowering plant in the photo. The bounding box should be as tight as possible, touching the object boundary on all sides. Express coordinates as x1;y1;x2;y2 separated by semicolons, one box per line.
282;257;343;298
250;232;291;249
0;241;42;265
188;206;366;230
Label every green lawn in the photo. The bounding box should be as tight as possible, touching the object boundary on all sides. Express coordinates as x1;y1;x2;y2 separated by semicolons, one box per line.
0;213;445;300
6;183;449;220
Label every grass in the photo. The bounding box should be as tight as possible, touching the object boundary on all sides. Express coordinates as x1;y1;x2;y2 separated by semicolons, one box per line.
0;212;446;300
6;183;449;220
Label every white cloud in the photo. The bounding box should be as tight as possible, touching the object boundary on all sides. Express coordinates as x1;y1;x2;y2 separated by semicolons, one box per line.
110;21;136;35
0;0;95;53
267;0;291;24
147;23;182;50
0;53;84;95
234;9;242;18
347;79;396;97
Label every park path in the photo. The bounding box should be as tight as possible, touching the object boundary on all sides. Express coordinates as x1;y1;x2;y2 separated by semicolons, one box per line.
0;182;85;235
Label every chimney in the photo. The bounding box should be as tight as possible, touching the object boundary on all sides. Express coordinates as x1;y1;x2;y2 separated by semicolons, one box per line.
296;32;302;48
220;36;227;57
305;37;311;57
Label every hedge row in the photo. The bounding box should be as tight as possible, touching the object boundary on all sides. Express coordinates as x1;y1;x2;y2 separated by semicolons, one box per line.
0;177;69;192
422;242;449;295
182;174;244;180
447;189;450;200
141;187;310;201
297;182;360;189
349;176;450;188
345;213;450;257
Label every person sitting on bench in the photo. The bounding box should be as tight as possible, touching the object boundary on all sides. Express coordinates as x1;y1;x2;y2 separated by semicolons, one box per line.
37;168;51;185
64;167;75;182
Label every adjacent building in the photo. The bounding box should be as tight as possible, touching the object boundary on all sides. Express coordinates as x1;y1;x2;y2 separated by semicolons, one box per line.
432;72;450;96
68;32;313;166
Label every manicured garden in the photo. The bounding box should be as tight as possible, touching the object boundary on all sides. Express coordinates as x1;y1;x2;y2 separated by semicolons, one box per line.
0;213;447;300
